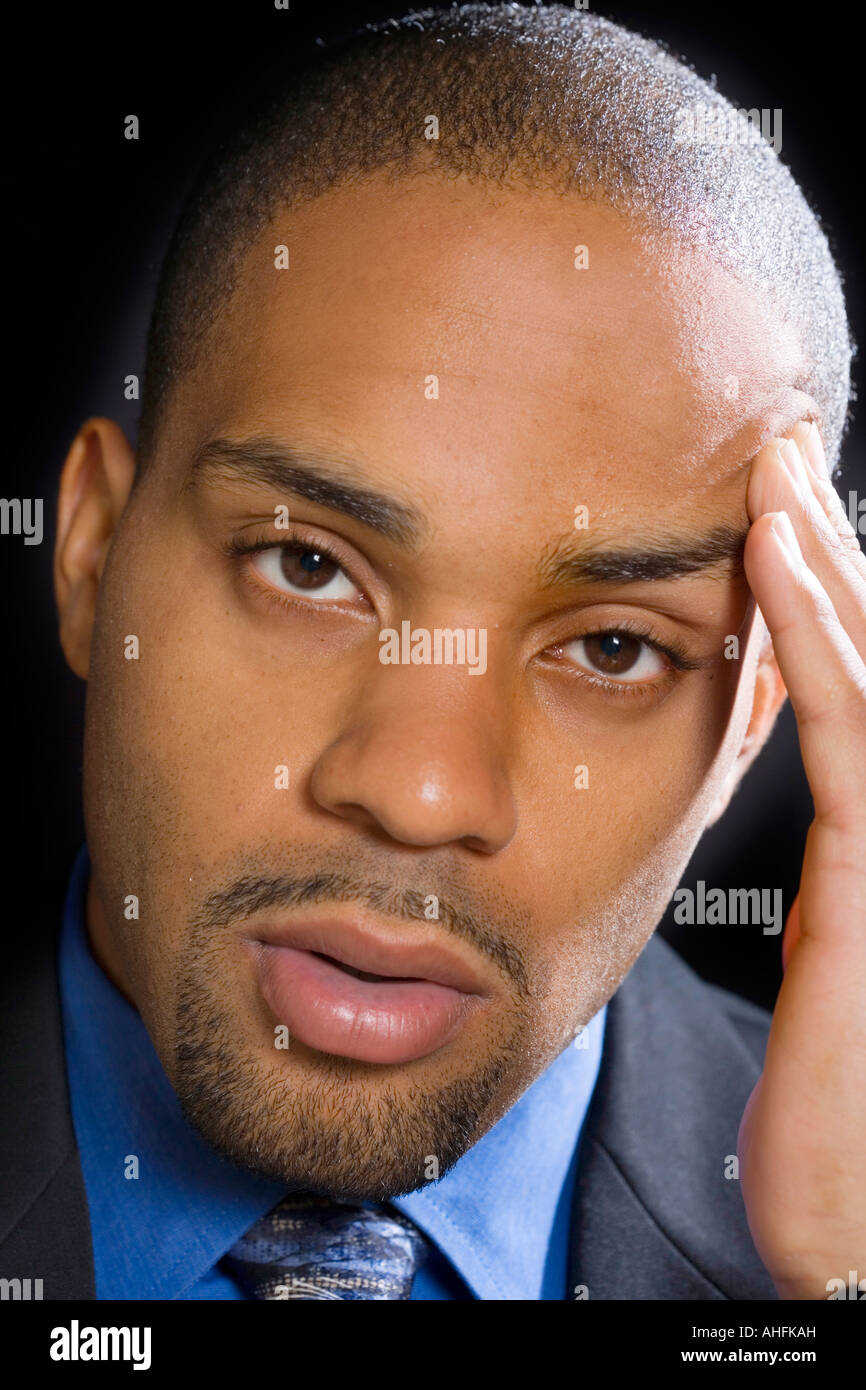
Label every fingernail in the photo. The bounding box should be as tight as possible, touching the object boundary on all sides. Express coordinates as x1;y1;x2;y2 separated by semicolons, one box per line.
770;511;804;566
801;422;828;478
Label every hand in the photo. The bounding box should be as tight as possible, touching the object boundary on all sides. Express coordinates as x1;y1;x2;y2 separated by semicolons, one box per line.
736;421;866;1300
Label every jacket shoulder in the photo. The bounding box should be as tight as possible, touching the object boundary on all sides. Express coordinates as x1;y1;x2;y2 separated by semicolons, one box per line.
635;930;772;1064
569;933;779;1300
703;975;773;1064
0;913;96;1299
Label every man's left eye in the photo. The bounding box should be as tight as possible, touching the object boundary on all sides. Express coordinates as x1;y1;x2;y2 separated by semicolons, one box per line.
561;631;667;682
251;543;361;602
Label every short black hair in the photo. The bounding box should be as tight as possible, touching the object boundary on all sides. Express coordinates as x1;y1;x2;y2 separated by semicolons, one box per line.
137;2;853;474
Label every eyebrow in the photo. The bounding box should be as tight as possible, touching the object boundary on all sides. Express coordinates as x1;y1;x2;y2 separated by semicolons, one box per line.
537;524;748;586
185;437;427;548
187;435;747;586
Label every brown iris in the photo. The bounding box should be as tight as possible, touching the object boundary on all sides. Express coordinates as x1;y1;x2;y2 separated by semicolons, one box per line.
279;545;340;591
583;632;642;675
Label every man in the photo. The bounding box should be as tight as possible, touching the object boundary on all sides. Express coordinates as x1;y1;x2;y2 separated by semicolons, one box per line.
2;3;863;1300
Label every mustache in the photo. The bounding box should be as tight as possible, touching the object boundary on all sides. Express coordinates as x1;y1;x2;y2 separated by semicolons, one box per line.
191;869;531;999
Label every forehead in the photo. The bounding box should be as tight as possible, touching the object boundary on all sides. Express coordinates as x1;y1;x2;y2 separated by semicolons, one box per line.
170;172;805;511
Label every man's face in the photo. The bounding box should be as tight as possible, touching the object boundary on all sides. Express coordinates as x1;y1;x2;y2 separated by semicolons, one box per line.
76;173;805;1198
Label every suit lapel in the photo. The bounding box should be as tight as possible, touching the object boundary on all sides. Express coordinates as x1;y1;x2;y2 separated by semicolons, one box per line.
0;921;95;1298
569;934;779;1300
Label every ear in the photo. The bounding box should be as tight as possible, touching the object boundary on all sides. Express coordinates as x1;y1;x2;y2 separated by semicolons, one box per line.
54;418;136;679
705;616;788;826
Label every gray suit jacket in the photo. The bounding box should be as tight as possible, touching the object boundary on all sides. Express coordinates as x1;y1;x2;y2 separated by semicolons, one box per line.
0;919;778;1300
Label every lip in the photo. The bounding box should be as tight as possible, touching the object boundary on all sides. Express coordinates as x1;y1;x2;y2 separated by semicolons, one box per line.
242;913;494;1065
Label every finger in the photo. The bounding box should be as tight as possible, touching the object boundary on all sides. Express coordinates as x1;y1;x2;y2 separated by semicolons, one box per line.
781;892;801;972
748;435;866;663
794;420;866;577
744;509;866;829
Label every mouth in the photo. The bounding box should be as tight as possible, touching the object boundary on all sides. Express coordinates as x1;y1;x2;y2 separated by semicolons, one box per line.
311;952;404;983
242;916;493;1065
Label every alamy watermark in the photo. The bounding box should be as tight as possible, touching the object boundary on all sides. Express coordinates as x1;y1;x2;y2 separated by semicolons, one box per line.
379;621;487;675
673;881;783;935
673;104;783;154
49;1321;152;1370
844;489;865;535
0;497;43;545
1;1276;43;1299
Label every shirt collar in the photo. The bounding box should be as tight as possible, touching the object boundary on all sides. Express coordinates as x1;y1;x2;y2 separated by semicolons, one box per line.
59;845;287;1299
392;1007;605;1299
60;843;605;1300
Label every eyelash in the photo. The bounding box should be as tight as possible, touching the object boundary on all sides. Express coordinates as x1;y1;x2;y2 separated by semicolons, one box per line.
223;528;370;613
223;530;701;701
547;618;700;703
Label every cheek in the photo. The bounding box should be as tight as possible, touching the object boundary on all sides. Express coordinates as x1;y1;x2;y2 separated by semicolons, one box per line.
86;525;320;857
527;654;746;861
509;660;750;996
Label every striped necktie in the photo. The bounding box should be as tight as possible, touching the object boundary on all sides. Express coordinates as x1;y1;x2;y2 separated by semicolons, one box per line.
223;1192;430;1300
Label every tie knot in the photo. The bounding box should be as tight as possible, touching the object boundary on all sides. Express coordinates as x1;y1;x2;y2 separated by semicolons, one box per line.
224;1192;430;1299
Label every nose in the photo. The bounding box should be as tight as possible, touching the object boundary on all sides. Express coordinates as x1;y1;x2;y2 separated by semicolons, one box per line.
309;659;518;853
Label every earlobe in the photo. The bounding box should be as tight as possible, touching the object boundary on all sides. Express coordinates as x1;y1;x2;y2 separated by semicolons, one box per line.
54;417;136;679
705;622;788;826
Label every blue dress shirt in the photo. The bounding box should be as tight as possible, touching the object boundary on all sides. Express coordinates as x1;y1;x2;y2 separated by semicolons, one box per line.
58;845;606;1300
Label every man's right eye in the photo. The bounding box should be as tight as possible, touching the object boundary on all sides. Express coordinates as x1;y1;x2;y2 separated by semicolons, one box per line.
251;542;362;603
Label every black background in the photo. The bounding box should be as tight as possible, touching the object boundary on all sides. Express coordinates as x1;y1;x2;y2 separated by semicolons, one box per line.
6;0;864;1009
